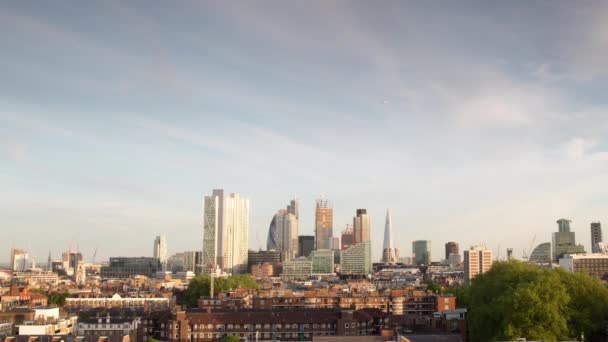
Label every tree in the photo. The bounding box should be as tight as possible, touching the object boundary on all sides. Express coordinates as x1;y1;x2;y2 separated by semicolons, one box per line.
468;261;570;341
48;292;71;306
425;279;443;294
183;274;259;308
220;336;240;342
444;285;470;308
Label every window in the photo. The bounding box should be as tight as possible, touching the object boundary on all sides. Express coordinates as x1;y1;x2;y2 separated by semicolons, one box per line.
345;323;349;328
276;324;281;329
255;324;261;329
208;324;213;329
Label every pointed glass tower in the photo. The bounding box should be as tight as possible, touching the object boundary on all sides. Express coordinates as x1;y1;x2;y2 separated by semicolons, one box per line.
382;209;400;263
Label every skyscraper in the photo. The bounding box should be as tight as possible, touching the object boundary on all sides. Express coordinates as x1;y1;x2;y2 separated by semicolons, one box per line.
298;236;315;257
10;249;33;272
591;222;603;254
341;241;372;275
315;197;333;250
382;209;400;263
267;200;299;260
341;226;355;251
353;209;370;244
202;189;250;274
552;218;585;262
153;235;167;272
412;240;431;265
464;245;493;285
445;242;459;260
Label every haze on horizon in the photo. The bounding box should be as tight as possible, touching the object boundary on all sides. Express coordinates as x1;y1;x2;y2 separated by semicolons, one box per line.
1;1;608;264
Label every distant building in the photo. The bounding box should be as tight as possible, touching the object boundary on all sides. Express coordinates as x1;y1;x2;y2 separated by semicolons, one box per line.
447;254;462;266
251;262;275;278
552;219;585;261
298;236;315;258
100;257;161;278
202;189;250;274
591;222;603;254
16;316;77;336
247;250;281;273
315;197;333;250
353;209;370;244
341;241;372;275
10;249;33;272
183;251;202;274
154;235;168;272
341;226;355;251
65;293;170;311
464;246;493;285
61;251;82;276
76;317;139;341
311;249;334;275
529;242;552;264
267;199;299;260
445;242;459;260
412;240;431;266
559;254;608;279
382;209;399;263
281;257;313;280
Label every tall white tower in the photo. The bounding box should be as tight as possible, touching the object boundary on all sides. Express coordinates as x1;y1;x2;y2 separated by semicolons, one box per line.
202;189;249;275
154;235;167;272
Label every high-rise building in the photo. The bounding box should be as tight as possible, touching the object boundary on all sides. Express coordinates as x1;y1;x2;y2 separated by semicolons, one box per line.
202;189;250;274
298;236;315;257
591;222;603;254
315;198;333;250
311;249;334;275
341;226;355;251
382;209;400;263
552;218;585;262
267;199;299;260
287;198;299;219
529;242;552;264
10;249;33;272
464;246;493;285
331;237;340;250
445;242;459;260
341;241;372;275
353;209;370;244
153;235;168;272
183;251;202;274
62;251;83;276
412;240;431;266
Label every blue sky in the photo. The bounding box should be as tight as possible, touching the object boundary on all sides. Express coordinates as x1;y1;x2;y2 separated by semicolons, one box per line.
1;1;608;264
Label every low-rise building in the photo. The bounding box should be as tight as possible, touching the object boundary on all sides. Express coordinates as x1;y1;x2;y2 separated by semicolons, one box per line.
559;253;608;279
65;294;170;311
15;316;77;335
76;317;139;342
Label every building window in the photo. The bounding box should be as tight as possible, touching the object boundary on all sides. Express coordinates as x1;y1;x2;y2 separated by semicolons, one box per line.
345;323;349;328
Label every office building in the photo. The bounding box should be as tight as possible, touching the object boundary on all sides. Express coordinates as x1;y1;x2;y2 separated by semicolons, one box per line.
281;257;313;280
591;222;603;254
298;236;315;257
183;251;202;274
445;242;459;260
552;219;585;261
247;250;281;272
315;197;333;250
341;241;372;275
464;246;493;285
413;240;431;266
353;209;370;244
331;237;340;250
153;235;168;272
529;242;552;263
167;253;185;272
65;294;170;311
559;254;608;279
311;249;334;275
341;226;355;251
202;189;249;274
267;199;299;260
10;249;34;272
61;251;82;276
382;209;400;263
100;257;161;278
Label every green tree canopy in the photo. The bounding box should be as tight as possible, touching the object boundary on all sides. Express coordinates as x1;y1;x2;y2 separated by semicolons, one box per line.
425;279;443;294
48;292;71;306
444;285;470;309
468;260;608;341
220;336;240;342
183;274;259;308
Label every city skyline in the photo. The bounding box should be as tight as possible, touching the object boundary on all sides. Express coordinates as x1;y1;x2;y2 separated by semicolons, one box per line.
2;1;608;263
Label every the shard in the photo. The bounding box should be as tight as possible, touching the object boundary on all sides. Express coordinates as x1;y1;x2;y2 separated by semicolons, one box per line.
382;209;400;263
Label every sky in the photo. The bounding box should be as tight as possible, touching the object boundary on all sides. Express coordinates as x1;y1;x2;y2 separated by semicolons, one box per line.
1;1;608;264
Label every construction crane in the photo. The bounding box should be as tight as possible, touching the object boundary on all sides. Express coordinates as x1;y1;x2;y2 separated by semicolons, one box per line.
522;235;536;260
91;245;99;264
